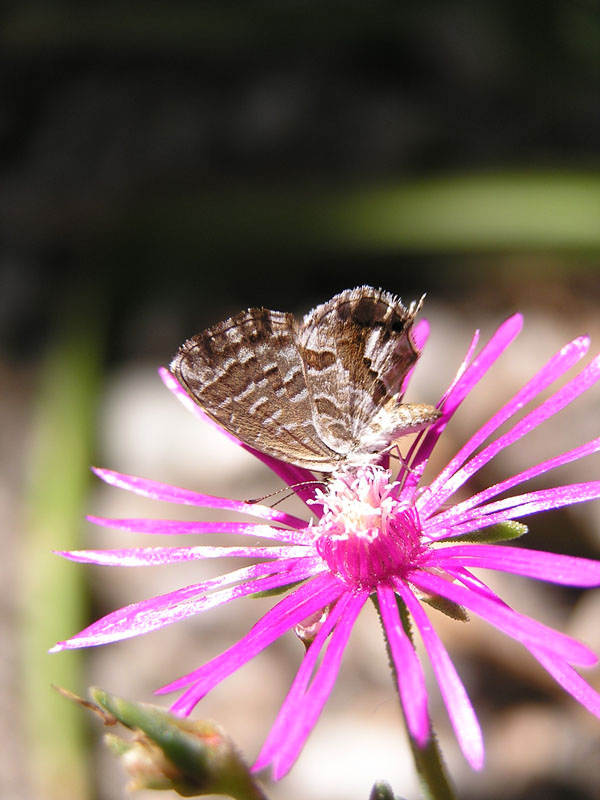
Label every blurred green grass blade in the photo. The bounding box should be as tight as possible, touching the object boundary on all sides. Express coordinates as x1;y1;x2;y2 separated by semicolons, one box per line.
324;172;600;251
138;171;600;253
22;306;103;800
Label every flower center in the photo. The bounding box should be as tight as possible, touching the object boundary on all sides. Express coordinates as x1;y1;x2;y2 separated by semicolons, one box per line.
311;466;426;590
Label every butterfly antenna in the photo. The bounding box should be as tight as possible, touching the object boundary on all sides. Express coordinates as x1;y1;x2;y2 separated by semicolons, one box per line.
386;443;420;491
247;480;326;507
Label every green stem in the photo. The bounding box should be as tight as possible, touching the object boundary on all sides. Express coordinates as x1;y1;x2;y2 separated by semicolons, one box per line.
372;597;457;800
22;293;104;800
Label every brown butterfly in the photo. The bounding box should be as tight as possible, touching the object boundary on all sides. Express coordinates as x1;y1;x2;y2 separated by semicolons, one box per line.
170;286;440;472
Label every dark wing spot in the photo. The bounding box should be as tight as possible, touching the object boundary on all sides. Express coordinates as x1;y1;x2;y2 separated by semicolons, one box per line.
301;348;336;370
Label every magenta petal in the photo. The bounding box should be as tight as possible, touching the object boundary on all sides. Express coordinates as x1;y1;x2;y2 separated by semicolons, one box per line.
449;566;505;603
86;515;310;543
167;576;344;717
425;437;600;532
454;571;600;718
439;313;523;421
50;557;324;651
164;573;340;694
395;579;484;770
412;570;597;667
92;467;307;529
267;592;367;779
424;350;600;516
377;585;429;747
411;317;431;354
254;592;361;774
426;482;600;540
421;335;590;516
528;646;600;719
428;544;600;587
55;543;313;567
408;315;522;485
473;482;600;517
403;328;481;489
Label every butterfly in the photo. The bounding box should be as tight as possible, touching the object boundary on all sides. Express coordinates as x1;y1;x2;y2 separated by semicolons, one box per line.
170;286;440;472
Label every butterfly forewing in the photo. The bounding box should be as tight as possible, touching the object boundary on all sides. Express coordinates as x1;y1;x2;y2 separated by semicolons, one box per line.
297;287;420;452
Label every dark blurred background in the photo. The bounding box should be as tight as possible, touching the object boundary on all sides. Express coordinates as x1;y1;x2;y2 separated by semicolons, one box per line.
2;0;600;358
2;3;599;800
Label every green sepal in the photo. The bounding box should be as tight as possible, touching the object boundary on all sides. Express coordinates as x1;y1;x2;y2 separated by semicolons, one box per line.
88;688;268;799
369;779;407;799
103;733;176;791
421;594;469;622
247;578;305;599
444;520;528;544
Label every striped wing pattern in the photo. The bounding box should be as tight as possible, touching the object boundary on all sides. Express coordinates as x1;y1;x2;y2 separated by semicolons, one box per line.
170;287;439;471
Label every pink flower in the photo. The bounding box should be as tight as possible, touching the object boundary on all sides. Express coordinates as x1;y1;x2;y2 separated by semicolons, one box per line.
52;313;600;778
